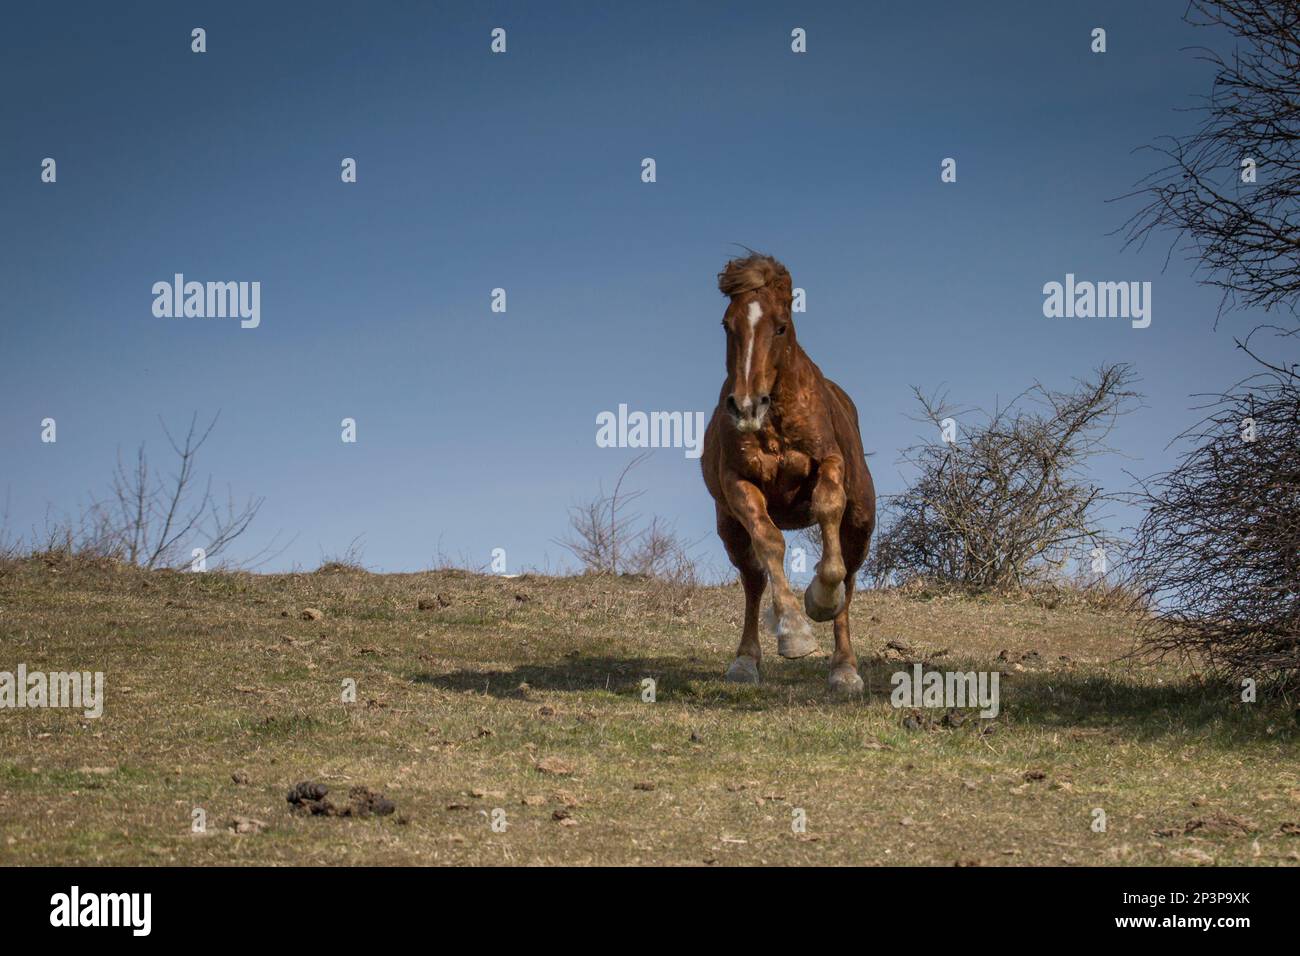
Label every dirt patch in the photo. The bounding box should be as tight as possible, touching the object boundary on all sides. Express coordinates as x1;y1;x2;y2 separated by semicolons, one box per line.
1155;810;1257;838
287;781;396;818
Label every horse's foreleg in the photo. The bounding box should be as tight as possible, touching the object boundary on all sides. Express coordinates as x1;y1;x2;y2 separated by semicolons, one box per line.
722;476;816;659
804;455;848;623
717;512;765;683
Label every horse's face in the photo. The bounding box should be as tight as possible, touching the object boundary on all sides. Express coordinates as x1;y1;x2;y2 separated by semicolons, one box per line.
721;288;793;432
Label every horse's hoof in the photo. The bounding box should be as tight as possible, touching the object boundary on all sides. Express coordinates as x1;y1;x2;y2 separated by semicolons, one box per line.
804;578;846;623
724;656;761;685
828;664;864;696
776;614;818;659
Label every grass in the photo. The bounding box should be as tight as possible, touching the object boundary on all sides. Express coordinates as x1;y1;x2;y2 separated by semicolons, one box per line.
0;556;1296;866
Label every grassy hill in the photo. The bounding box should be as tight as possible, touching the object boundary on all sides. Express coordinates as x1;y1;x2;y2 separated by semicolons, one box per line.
1;556;1297;866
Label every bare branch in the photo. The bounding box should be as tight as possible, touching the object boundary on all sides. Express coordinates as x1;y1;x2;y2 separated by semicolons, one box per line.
868;365;1139;591
1119;0;1300;320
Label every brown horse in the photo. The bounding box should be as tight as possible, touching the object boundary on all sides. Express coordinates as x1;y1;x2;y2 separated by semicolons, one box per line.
701;253;876;694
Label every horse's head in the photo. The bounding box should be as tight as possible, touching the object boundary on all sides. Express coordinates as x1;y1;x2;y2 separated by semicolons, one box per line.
717;253;796;432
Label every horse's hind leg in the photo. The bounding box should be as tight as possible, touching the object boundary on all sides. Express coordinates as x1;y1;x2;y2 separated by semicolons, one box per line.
717;511;765;684
804;455;848;623
827;523;870;695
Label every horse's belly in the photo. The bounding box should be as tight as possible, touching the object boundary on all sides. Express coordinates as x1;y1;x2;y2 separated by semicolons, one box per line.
771;505;814;531
765;483;814;530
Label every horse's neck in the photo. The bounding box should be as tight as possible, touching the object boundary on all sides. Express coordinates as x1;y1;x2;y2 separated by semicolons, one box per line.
773;345;818;405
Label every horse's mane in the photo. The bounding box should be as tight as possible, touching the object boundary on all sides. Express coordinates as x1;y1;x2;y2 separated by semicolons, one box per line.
717;253;792;300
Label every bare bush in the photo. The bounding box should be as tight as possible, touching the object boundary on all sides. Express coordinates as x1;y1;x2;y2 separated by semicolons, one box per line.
868;365;1139;591
47;413;280;570
317;535;369;573
426;533;491;574
1117;1;1300;687
0;488;16;561
1125;356;1300;686
1121;0;1300;317
557;452;699;584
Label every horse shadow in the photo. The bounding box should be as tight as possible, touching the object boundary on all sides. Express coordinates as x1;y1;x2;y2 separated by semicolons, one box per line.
412;654;720;699
411;652;1274;739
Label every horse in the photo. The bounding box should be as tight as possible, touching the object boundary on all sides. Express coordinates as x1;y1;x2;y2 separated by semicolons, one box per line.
700;253;876;694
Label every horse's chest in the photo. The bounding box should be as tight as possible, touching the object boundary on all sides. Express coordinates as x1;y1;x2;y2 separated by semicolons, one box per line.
742;439;814;502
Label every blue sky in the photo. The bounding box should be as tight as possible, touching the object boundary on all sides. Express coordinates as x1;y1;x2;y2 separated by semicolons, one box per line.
0;1;1266;575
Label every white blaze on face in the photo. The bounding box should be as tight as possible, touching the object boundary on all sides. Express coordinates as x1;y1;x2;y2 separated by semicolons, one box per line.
743;300;762;385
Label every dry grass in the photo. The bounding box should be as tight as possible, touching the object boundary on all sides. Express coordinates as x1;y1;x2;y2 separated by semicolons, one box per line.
0;558;1296;866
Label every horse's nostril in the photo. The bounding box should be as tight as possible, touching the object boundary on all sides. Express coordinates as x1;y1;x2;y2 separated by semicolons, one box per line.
758;395;771;407
726;395;740;415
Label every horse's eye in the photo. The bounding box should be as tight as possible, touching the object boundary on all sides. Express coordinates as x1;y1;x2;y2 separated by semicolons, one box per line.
775;325;787;336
